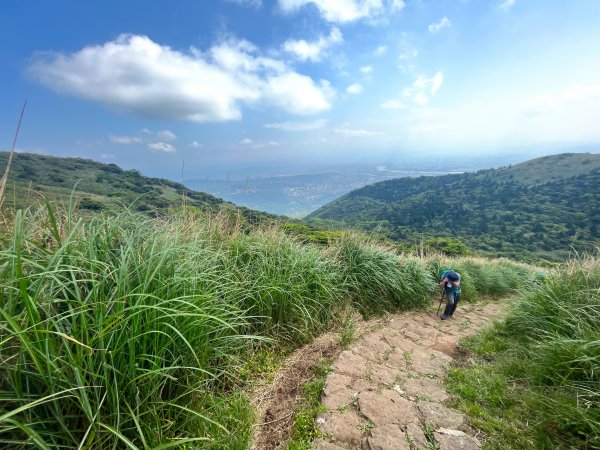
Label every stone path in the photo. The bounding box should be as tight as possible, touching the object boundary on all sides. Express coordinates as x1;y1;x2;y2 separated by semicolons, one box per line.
314;300;508;450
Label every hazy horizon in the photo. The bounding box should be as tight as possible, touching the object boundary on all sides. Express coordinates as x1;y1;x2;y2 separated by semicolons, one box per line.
1;1;599;182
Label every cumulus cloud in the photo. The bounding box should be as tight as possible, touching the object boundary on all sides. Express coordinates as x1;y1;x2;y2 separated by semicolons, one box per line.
148;142;176;153
283;27;342;62
264;118;327;131
240;138;254;144
380;99;406;109
390;0;405;12
156;130;177;141
360;65;373;74
403;72;443;106
190;140;203;148
498;0;515;11
346;83;363;94
428;17;451;34
264;75;333;115
278;0;385;23
28;34;332;123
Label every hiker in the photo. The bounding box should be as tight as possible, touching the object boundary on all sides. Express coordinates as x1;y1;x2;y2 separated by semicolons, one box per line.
440;269;461;320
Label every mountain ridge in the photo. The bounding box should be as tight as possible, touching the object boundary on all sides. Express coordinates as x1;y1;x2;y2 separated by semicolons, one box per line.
0;151;277;223
307;152;600;262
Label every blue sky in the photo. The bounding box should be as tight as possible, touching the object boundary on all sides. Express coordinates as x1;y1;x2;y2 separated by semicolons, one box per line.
1;0;599;179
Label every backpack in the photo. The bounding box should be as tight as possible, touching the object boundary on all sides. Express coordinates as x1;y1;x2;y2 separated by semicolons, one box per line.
440;269;460;282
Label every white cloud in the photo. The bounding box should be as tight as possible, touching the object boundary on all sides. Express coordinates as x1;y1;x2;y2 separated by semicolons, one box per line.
269;141;280;146
334;127;382;137
264;119;327;131
109;134;142;144
264;75;333;115
431;72;444;95
390;0;405;13
148;142;176;153
100;153;116;159
190;140;203;148
428;17;451;34
360;65;373;74
278;0;385;23
380;99;406;109
283;27;343;62
156;130;177;141
241;138;254;144
29;34;332;122
498;0;515;11
346;83;363;94
223;0;263;8
374;45;387;56
403;72;443;106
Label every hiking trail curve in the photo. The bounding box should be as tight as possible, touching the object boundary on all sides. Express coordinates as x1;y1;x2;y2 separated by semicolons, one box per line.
314;300;508;450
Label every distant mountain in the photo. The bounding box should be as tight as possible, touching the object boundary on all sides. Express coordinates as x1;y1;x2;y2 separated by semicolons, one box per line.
0;152;276;223
185;166;465;218
307;153;600;262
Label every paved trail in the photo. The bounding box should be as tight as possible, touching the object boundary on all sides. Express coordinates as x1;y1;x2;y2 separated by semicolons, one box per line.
314;300;508;450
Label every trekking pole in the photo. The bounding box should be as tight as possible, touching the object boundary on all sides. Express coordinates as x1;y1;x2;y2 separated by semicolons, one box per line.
436;289;445;315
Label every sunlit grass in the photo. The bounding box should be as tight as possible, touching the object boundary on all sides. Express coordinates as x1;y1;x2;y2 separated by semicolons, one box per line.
0;206;534;448
448;257;600;449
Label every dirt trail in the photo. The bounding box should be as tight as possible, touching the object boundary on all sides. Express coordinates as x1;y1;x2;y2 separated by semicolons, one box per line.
314;300;509;450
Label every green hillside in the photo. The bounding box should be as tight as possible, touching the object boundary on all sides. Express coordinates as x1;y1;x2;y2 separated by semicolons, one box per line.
0;151;276;223
307;153;600;262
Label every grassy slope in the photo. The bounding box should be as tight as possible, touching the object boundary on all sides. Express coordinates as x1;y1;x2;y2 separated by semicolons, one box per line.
448;258;600;449
0;207;534;449
307;153;600;262
0;151;277;223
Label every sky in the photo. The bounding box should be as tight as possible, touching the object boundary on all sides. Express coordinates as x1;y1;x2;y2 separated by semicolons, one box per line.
1;0;599;179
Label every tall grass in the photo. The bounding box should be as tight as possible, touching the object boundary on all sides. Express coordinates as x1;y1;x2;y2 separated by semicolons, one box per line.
448;256;600;448
333;233;435;315
0;207;533;448
504;257;600;446
423;255;534;301
0;209;257;449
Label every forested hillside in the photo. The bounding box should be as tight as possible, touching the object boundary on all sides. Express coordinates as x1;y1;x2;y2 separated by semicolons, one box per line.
0;151;276;223
307;153;600;262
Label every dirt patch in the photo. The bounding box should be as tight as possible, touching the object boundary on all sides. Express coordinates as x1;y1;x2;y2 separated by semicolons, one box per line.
250;316;384;450
250;332;341;450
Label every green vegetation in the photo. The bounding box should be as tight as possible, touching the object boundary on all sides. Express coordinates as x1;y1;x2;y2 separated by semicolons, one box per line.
307;153;600;263
448;257;600;449
0;203;536;448
0;151;276;224
286;361;333;450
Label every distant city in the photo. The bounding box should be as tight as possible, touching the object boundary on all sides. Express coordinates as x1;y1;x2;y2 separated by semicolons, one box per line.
184;153;535;217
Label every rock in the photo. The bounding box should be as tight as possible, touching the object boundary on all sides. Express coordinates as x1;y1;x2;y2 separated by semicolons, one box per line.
405;423;428;449
358;389;419;427
408;349;452;377
367;424;411;450
323;373;354;410
368;364;399;385
434;432;481;449
403;378;449;402
417;402;465;429
334;351;372;378
314;439;348;450
317;411;364;448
